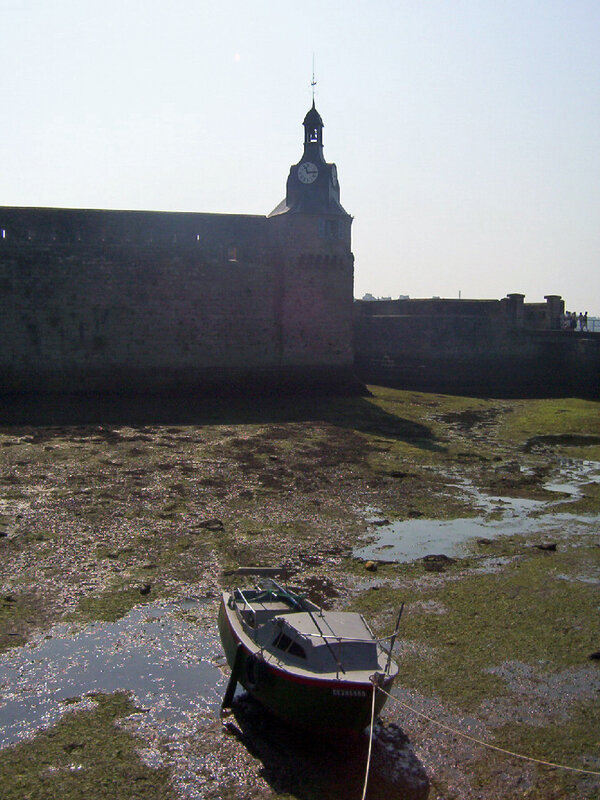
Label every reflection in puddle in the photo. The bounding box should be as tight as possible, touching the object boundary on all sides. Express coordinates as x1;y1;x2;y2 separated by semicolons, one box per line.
356;460;600;563
0;599;224;749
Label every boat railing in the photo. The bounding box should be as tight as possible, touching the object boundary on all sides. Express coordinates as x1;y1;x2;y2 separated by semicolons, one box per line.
234;589;258;631
295;630;398;645
230;583;402;676
282;630;397;677
235;589;255;612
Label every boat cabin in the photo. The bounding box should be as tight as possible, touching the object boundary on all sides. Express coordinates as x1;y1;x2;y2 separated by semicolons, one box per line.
259;611;381;673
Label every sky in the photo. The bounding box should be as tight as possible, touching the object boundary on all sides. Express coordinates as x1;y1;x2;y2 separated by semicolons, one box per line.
1;1;599;313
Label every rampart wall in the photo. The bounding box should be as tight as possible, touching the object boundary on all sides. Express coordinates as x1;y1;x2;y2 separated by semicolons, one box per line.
2;206;596;399
0;206;355;394
354;297;600;398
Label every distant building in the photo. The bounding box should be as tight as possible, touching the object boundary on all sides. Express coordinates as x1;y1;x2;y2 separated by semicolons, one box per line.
360;293;409;301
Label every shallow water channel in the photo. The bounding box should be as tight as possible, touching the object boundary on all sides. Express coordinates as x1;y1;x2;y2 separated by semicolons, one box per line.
0;599;225;749
355;459;600;563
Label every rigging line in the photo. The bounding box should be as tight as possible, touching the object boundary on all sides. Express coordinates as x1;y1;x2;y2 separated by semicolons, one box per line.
361;679;379;800
378;687;600;777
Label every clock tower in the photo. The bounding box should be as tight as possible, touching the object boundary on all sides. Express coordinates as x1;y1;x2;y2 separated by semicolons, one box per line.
269;102;349;217
265;101;355;391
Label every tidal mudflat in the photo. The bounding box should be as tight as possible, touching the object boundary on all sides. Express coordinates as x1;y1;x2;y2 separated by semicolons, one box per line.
0;389;598;799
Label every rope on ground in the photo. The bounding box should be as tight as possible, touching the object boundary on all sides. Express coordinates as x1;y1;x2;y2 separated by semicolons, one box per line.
378;687;600;777
360;677;379;800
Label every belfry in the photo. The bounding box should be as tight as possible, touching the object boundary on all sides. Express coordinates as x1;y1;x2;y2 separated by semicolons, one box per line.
269;102;349;217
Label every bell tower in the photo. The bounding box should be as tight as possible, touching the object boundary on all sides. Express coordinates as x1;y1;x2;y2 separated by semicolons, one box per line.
265;100;356;391
269;102;349;218
302;102;325;159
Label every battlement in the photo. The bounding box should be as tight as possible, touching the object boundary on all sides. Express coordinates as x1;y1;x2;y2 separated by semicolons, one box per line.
354;293;565;330
0;203;355;395
0;206;267;261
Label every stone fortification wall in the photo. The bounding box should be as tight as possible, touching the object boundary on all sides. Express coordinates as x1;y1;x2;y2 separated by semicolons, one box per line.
0;206;355;393
356;294;565;330
354;296;600;397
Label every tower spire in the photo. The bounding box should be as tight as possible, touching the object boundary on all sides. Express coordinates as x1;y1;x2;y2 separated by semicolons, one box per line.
311;54;317;104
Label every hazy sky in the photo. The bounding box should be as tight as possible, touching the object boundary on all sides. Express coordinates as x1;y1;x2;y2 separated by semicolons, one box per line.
2;1;599;312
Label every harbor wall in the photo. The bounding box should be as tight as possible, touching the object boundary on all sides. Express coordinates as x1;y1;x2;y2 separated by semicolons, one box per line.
354;297;600;398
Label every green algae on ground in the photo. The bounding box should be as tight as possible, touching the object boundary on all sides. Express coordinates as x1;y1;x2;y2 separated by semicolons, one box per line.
498;397;600;445
69;585;159;624
353;544;599;710
351;542;600;799
0;692;172;800
0;592;47;654
549;477;600;515
473;702;600;800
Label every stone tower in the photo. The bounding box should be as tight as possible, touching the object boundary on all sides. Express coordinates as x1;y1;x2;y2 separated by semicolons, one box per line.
267;103;355;388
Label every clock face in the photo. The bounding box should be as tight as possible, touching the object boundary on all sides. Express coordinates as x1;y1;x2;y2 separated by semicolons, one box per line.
298;162;319;184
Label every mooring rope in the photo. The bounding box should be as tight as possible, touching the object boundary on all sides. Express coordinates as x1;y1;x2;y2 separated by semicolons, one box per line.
360;679;379;800
378;686;600;777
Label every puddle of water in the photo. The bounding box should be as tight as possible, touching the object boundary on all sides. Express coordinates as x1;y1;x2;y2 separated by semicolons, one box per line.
551;458;600;486
556;573;600;585
0;599;225;749
356;460;600;563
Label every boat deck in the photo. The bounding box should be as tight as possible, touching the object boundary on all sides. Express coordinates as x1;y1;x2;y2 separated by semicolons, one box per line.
239;600;293;627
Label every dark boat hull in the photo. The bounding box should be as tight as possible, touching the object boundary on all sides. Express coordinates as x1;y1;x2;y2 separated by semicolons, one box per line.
218;596;395;732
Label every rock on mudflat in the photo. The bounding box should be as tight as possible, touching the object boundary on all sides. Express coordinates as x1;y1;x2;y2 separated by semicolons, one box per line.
369;721;429;799
421;554;456;572
196;519;225;532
